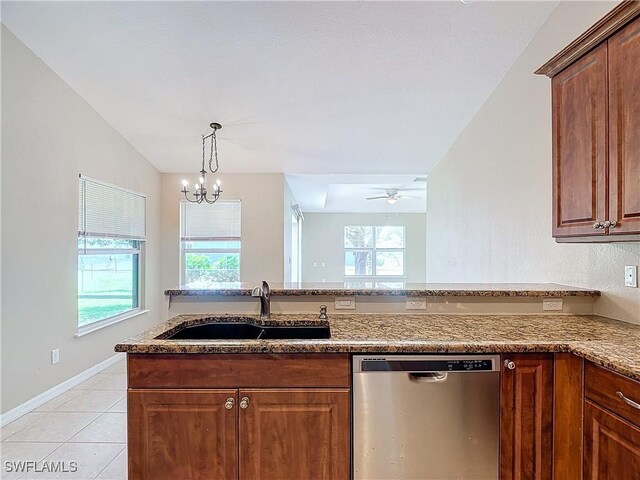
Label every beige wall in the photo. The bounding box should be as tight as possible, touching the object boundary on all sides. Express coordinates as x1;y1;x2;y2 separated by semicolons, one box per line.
425;1;640;324
283;178;298;283
302;213;426;283
1;26;163;412
160;173;285;293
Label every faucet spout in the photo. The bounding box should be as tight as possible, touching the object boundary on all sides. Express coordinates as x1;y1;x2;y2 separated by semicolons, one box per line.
251;281;271;320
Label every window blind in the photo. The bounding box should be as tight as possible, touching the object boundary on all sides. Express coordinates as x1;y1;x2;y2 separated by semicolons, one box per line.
180;200;241;241
78;175;146;240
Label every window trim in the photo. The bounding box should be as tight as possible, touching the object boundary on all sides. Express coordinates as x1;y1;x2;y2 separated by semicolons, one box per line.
343;226;406;278
75;308;149;337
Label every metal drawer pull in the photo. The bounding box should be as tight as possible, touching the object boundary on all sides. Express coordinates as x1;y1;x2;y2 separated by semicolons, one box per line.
240;397;250;409
616;391;640;410
504;359;516;370
224;397;235;410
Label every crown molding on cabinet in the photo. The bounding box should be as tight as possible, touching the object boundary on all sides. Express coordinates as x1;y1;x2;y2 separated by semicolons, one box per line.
535;0;640;78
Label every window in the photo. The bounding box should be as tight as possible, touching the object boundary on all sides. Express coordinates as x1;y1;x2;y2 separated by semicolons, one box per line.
344;226;405;277
78;176;146;331
180;201;241;287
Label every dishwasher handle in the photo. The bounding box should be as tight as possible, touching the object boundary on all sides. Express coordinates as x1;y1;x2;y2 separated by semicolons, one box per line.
408;372;448;383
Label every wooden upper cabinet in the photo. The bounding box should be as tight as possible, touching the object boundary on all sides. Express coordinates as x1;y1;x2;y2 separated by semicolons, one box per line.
128;389;238;480
500;354;554;480
551;44;608;237
538;3;640;241
239;388;350;480
608;17;640;235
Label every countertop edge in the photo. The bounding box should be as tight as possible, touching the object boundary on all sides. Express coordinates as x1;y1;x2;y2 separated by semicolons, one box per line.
164;288;601;298
114;341;638;382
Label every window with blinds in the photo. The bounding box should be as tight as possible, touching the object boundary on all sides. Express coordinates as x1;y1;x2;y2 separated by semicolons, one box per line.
78;176;146;241
77;175;146;331
180;201;242;286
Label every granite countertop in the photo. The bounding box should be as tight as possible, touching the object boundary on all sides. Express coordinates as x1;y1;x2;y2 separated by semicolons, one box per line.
115;313;640;381
164;282;600;298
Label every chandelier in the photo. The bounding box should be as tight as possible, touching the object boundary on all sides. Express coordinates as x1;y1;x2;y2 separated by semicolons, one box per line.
181;122;224;204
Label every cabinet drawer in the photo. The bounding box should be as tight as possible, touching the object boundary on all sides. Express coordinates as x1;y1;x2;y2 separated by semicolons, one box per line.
585;362;640;427
128;353;350;388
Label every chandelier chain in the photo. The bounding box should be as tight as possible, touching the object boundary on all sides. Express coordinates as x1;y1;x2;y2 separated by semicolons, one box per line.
209;129;219;174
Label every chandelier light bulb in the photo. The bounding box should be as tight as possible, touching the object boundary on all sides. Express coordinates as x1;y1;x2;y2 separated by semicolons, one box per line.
181;179;188;187
216;179;221;186
199;176;205;184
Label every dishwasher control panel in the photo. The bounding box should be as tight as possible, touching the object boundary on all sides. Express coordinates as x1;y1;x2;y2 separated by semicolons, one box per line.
354;355;499;373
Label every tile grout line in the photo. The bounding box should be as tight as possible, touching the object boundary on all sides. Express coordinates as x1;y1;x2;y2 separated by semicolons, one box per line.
15;441;66;480
2;360;127;479
91;444;127;480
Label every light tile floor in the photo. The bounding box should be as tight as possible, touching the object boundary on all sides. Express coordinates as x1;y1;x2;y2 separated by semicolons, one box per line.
1;358;127;480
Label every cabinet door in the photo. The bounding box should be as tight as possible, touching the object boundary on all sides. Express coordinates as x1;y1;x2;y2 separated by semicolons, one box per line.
128;389;238;480
500;354;554;480
239;388;350;480
551;44;608;237
608;17;640;235
584;401;640;479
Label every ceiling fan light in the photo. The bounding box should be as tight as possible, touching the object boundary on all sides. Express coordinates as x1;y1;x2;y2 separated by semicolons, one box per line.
386;197;398;205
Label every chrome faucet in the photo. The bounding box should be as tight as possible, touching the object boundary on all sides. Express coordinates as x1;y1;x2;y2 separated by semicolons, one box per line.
251;281;271;320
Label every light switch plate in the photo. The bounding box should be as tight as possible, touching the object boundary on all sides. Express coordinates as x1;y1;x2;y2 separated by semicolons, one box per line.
542;298;563;311
625;265;638;288
51;349;60;365
334;296;356;310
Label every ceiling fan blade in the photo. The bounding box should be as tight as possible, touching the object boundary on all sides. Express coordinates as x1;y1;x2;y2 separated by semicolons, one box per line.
396;195;421;199
366;196;389;200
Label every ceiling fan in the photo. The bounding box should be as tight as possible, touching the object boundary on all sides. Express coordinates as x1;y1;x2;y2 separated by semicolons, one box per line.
366;188;421;205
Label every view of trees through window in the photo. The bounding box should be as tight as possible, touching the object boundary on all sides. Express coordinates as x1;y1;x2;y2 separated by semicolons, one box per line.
183;240;241;286
77;237;139;326
344;226;405;276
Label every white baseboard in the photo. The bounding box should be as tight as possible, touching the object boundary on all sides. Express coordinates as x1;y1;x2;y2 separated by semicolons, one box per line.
0;353;125;428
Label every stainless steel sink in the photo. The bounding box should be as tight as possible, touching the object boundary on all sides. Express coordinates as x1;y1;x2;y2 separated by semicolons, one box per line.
166;322;331;340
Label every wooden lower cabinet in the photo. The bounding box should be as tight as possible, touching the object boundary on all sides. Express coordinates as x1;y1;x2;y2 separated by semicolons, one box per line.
128;387;350;480
128;389;238;480
239;389;350;480
500;353;554;480
584;400;640;479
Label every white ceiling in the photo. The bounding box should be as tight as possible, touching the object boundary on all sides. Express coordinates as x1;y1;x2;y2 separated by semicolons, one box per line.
1;1;557;175
287;174;427;213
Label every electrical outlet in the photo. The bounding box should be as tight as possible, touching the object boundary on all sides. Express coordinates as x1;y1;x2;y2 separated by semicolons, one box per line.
625;265;638;288
542;298;563;311
334;296;355;310
406;298;427;310
51;349;60;365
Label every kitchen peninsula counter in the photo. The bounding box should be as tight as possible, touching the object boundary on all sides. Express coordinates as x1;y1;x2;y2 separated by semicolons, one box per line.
164;282;600;297
116;312;640;381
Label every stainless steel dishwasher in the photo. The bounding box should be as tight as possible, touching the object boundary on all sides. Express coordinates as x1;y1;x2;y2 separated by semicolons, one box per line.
353;355;500;480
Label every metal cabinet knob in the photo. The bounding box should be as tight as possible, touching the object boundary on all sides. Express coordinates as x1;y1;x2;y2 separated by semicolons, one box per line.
240;397;250;409
593;221;603;229
224;398;235;410
504;359;516;370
